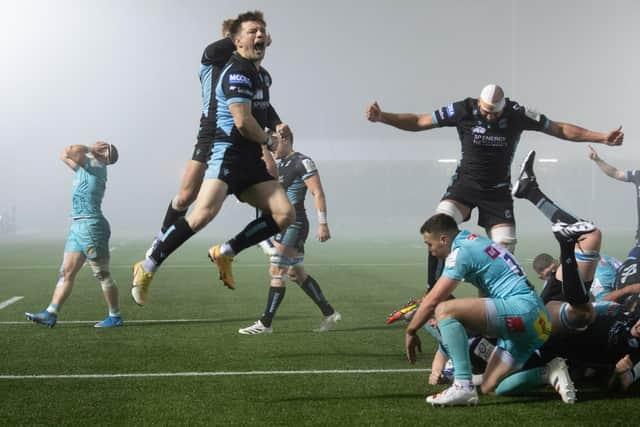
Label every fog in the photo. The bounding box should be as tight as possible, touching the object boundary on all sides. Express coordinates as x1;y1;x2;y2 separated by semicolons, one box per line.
1;0;639;242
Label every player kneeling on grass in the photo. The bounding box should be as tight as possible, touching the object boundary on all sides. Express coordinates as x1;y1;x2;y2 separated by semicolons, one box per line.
238;132;340;334
405;214;551;406
25;142;122;328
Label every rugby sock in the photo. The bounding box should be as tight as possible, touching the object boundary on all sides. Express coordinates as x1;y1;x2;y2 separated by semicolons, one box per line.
558;238;590;305
149;217;195;268
300;275;334;316
260;286;286;327
438;317;472;381
161;201;188;233
109;307;121;317
495;367;547;395
427;253;443;290
526;189;579;224
593;301;621;318
46;303;59;314
227;215;280;256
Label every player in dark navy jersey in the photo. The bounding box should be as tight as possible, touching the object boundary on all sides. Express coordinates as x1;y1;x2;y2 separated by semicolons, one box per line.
132;11;294;304
367;84;623;288
588;145;640;302
238;133;340;335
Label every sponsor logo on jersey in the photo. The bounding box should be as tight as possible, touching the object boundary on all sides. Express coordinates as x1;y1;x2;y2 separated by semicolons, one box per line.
229;73;252;86
534;310;552;340
254;89;264;100
445;248;459;268
252;100;270;109
505;316;525;332
472;126;486;134
484;245;500;260
230;86;253;96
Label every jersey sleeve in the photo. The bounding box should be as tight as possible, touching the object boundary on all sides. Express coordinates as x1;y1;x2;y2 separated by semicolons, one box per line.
266;104;281;130
510;102;550;131
442;246;470;281
624;170;640;184
431;100;464;128
221;68;256;105
300;156;319;180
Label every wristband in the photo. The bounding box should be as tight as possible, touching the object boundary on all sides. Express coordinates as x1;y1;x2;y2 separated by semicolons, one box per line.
317;211;327;224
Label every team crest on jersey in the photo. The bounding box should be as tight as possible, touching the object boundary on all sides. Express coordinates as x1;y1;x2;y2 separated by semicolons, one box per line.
302;158;317;173
445;248;459;268
444;104;455;118
229;73;252;86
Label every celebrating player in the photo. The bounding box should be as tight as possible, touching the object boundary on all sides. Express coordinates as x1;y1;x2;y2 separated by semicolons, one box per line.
132;11;294;305
366;84;623;288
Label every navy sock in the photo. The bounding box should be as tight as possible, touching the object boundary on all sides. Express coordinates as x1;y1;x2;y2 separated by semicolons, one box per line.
161;201;188;233
228;215;280;255
300;275;334;316
558;240;589;305
529;189;579;224
150;217;195;266
260;286;286;327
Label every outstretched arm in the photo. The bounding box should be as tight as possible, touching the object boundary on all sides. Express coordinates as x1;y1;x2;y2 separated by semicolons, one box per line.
588;145;627;181
544;121;623;146
602;283;640;302
366;101;435;132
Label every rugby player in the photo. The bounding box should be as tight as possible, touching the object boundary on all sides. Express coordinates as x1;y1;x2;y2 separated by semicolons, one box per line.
405;213;552;406
132;11;294;304
26;142;121;328
238;132;341;334
366;84;623;288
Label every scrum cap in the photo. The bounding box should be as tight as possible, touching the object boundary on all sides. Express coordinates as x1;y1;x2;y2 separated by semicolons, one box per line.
479;84;505;113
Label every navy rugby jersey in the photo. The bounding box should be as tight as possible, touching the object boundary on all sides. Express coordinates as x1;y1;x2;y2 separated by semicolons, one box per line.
214;53;281;149
197;37;235;144
432;98;549;188
277;152;318;217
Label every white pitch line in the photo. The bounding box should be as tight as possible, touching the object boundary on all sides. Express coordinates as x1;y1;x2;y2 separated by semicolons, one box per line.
0;368;431;380
0;318;222;325
0;296;23;310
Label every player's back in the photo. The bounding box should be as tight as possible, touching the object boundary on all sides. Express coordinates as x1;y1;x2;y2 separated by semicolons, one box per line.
445;230;533;298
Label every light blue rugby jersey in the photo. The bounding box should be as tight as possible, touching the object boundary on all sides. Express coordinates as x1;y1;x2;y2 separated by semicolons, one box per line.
70;157;107;219
591;254;622;300
442;230;533;298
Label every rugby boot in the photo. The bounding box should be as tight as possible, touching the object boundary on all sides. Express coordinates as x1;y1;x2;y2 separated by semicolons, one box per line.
131;261;154;306
25;310;57;328
512;149;538;199
426;383;479;406
208;245;235;289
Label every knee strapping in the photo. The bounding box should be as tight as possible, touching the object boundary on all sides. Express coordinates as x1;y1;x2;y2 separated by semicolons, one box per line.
489;226;517;253
289;255;304;267
100;276;117;290
435;201;464;224
270;255;292;269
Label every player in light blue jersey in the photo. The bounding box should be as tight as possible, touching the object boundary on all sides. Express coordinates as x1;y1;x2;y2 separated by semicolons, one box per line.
405;213;551;406
25;142;122;328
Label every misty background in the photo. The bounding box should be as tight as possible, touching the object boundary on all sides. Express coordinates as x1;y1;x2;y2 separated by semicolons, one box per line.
1;0;639;244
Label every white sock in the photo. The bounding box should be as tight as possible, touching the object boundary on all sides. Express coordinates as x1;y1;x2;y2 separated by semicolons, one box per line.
220;242;235;256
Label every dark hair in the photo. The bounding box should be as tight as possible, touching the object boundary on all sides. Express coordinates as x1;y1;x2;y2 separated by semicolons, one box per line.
532;253;556;273
419;213;458;235
229;10;266;39
221;18;235;37
107;144;119;165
